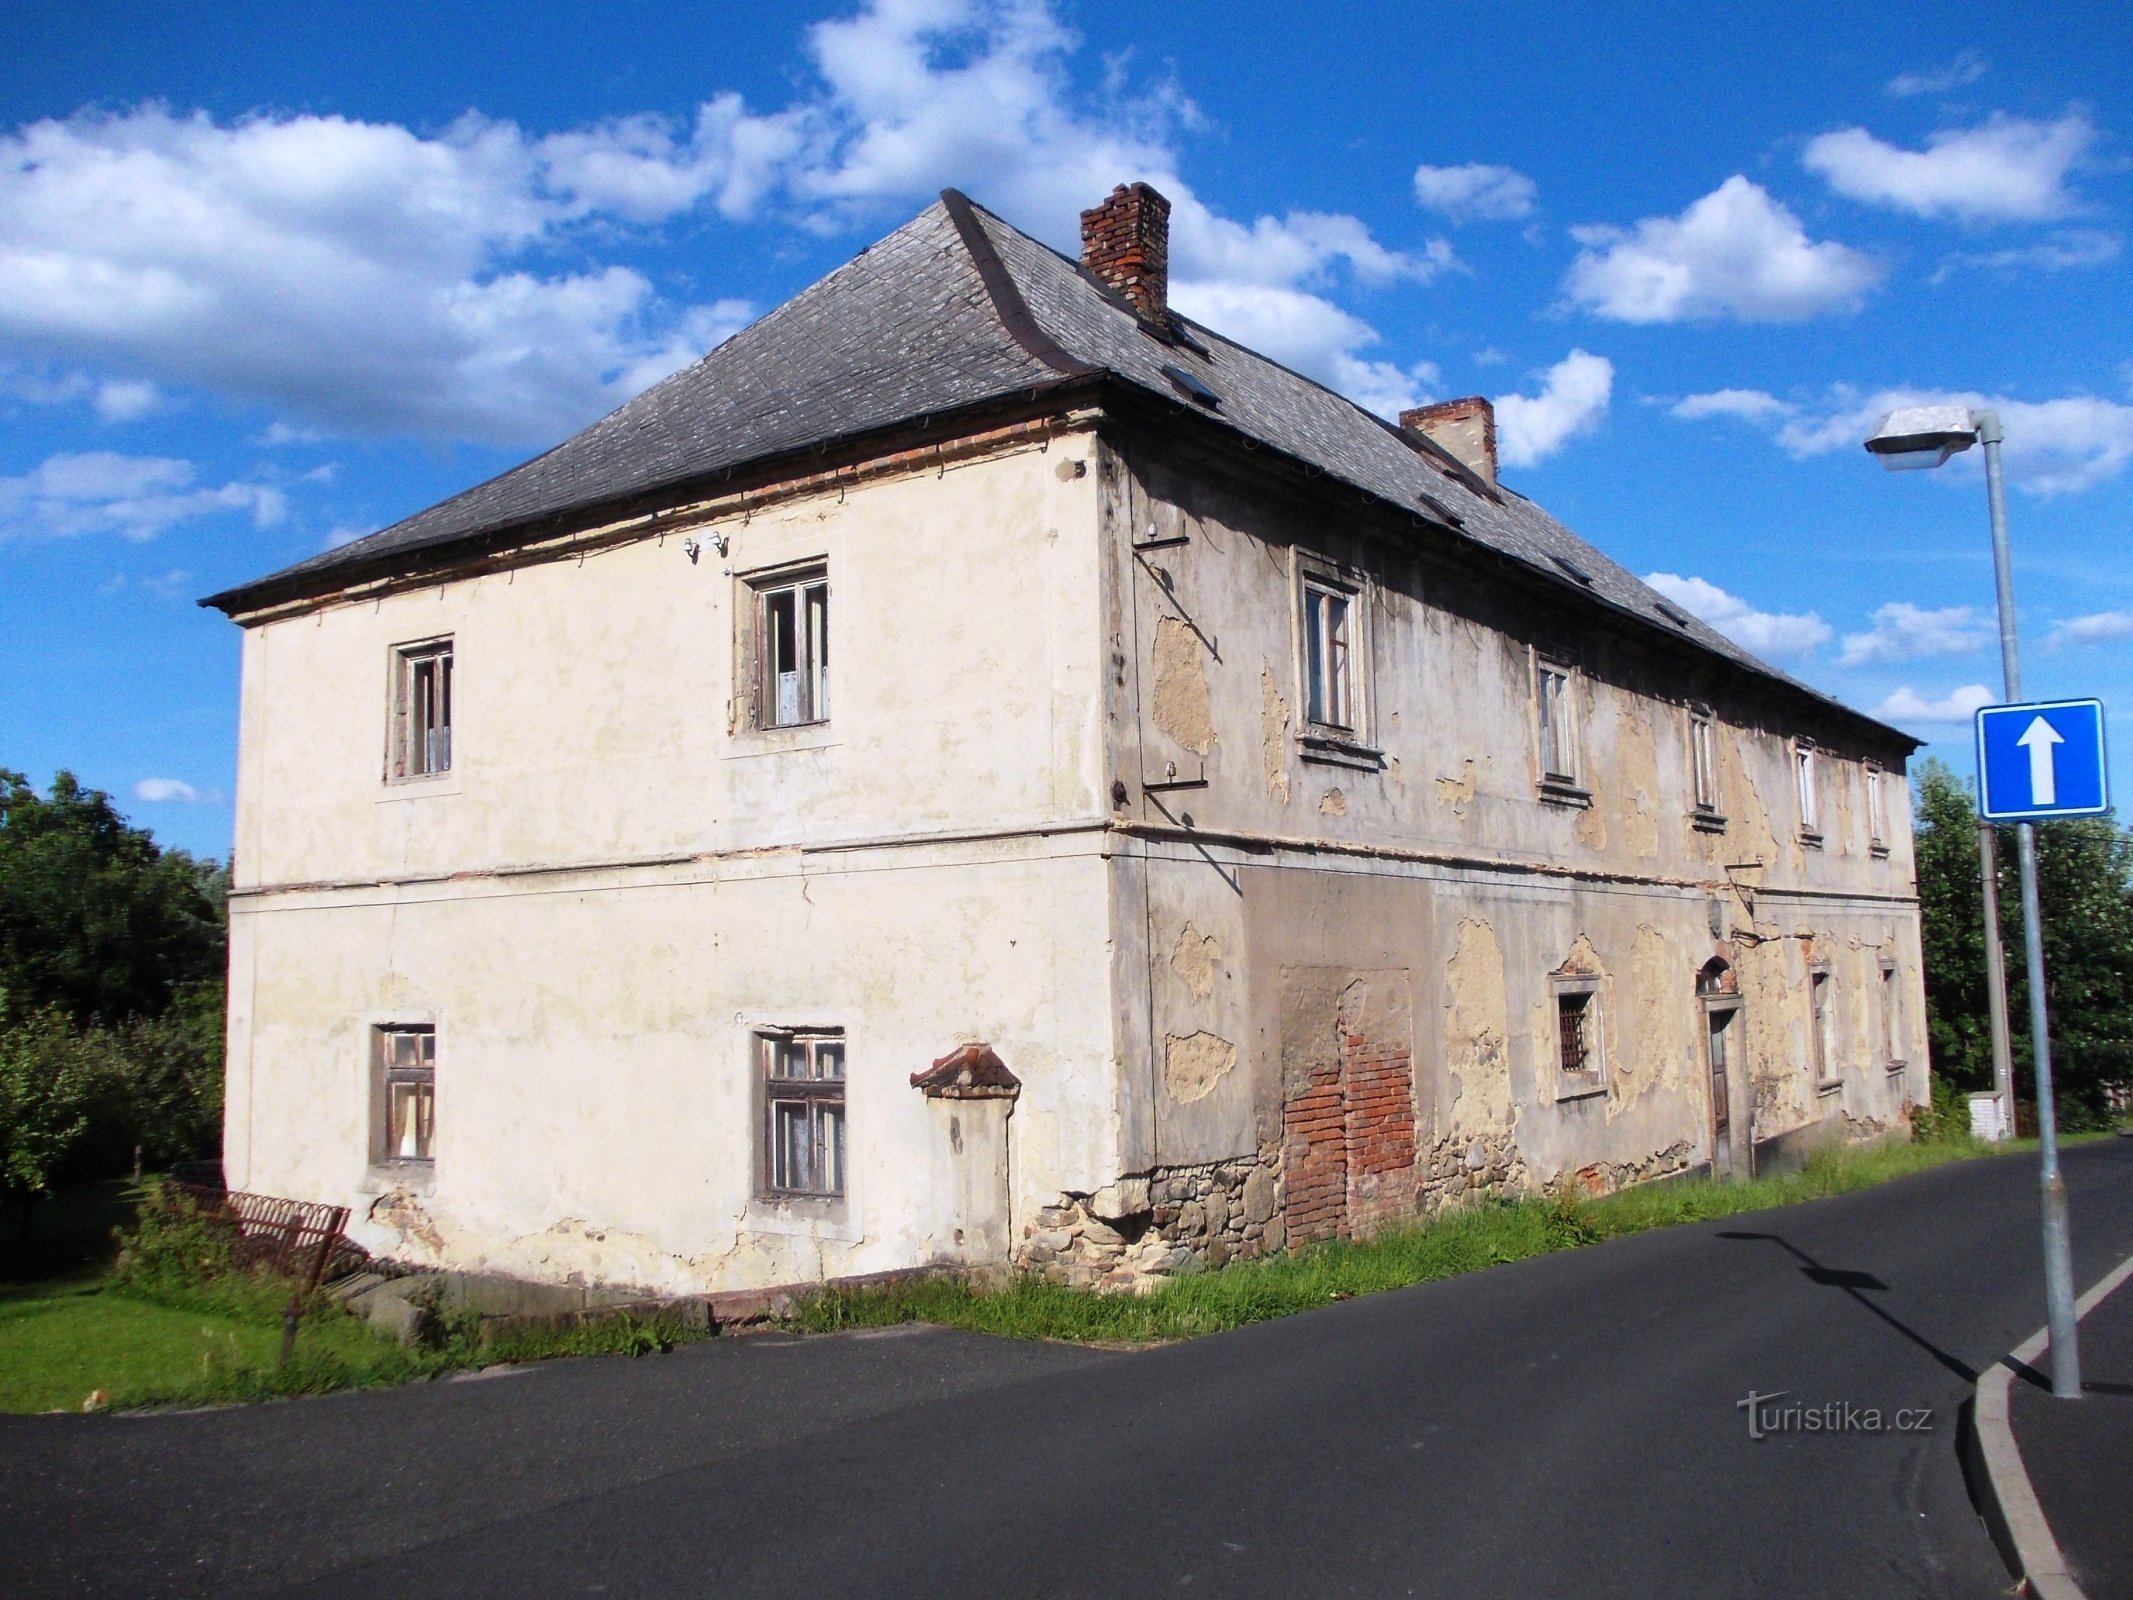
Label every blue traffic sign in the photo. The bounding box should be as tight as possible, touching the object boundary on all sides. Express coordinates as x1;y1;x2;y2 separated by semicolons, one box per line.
1974;698;2110;821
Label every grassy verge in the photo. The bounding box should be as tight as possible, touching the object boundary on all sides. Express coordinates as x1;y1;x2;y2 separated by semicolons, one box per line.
0;1182;704;1414
790;1136;2069;1345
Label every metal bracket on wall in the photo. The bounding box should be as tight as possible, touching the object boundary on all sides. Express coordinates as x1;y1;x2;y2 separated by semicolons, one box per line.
1142;755;1208;791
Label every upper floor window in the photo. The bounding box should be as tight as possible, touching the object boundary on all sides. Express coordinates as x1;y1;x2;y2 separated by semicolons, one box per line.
389;639;453;780
1302;576;1356;732
1689;705;1722;820
1794;741;1822;843
1537;659;1581;788
1866;763;1888;855
751;566;829;729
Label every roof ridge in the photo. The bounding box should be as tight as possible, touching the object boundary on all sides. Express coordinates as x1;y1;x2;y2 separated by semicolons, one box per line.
939;188;1098;380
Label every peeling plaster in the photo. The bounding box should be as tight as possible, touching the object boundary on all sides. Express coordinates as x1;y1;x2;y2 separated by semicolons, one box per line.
1165;1030;1239;1104
1434;760;1476;816
1170;923;1223;1000
1574;796;1608;851
1443;918;1511;1134
1614;704;1660;860
1319;788;1347;816
1153;616;1215;756
1259;665;1291;803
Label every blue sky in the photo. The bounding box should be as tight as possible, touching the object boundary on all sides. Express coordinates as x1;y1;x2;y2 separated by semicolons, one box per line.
4;0;2128;861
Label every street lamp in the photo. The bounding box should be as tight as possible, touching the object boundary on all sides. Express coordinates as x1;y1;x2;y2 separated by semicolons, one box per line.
1865;404;2081;1399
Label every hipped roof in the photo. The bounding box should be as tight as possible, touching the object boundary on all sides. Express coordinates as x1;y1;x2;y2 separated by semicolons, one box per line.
205;191;1911;750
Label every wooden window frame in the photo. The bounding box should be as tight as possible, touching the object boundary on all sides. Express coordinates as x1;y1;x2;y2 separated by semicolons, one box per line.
1291;550;1378;765
1689;704;1725;829
741;563;830;732
1809;966;1840;1091
387;638;454;782
1794;741;1823;846
758;1028;847;1200
371;1023;436;1169
1866;763;1890;857
1536;656;1587;801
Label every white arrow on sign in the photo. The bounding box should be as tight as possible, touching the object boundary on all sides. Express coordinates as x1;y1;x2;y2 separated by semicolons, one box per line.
2017;715;2065;806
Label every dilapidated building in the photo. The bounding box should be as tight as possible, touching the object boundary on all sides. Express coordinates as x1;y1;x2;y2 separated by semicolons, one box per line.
205;183;1926;1294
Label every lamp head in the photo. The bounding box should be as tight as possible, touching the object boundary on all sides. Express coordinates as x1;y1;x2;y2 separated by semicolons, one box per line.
1864;404;1979;472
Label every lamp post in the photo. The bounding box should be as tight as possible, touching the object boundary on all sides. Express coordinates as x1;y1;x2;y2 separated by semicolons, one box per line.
1865;404;2080;1398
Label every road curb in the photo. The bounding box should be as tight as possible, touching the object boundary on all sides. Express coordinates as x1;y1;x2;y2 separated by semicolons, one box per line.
1972;1250;2133;1600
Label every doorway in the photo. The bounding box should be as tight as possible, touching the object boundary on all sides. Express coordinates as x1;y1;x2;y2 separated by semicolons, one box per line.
1699;959;1745;1178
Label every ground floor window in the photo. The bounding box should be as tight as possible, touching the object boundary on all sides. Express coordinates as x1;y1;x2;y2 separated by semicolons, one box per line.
760;1029;846;1197
1552;979;1604;1096
374;1024;435;1165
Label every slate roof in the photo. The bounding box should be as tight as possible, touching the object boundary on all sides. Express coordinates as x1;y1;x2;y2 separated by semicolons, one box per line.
204;191;1906;745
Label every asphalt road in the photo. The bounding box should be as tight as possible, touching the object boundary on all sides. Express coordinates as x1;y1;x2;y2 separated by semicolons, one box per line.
5;1140;2131;1599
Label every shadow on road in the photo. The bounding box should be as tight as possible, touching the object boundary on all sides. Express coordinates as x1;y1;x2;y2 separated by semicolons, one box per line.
1718;1229;1982;1385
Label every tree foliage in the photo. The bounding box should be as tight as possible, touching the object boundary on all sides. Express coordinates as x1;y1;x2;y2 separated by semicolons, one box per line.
0;772;227;1224
1912;759;2133;1125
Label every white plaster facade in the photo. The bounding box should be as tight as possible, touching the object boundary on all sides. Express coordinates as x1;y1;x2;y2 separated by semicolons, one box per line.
213;189;1927;1295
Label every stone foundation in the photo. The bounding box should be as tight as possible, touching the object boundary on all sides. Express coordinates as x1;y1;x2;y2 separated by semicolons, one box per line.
1017;1145;1284;1291
1418;1131;1530;1212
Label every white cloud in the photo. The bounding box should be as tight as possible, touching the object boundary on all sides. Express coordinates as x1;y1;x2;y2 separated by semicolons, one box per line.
1564;177;1882;323
1412;162;1536;223
1644;572;1833;661
1886;51;1989;99
133;777;223;805
1803;112;2095;224
1494;350;1612;468
1836;602;1992;667
1930;229;2120;283
2049;610;2133;647
1668;382;2133;495
1873;683;1995;725
0;451;285;541
1669;388;1794;423
0;1;1446;441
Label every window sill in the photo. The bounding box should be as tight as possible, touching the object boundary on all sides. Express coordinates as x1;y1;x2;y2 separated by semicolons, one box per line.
360;1165;435;1196
1298;734;1384;772
1538;780;1592;809
745;1194;857;1240
1869;843;1890;859
379;773;460;802
1555;1077;1606;1103
1691;809;1727;834
1798;830;1825;850
726;723;839;760
1815;1079;1845;1097
1885;1059;1910;1075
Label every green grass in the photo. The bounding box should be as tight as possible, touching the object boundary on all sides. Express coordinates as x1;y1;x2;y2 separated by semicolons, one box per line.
790;1136;2064;1345
0;1180;706;1414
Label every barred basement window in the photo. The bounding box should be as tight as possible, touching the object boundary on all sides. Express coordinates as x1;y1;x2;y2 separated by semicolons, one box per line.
761;1030;845;1197
374;1025;435;1165
389;640;453;779
1553;978;1604;1097
754;567;829;728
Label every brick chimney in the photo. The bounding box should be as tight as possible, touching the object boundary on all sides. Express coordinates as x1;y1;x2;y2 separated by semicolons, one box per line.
1400;397;1498;488
1080;182;1171;326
